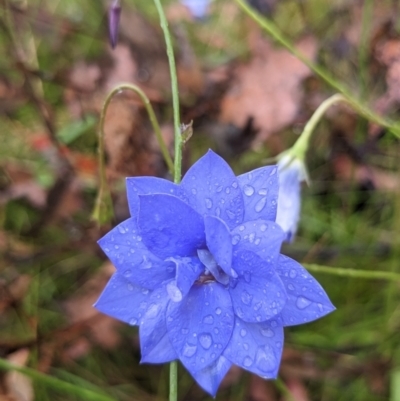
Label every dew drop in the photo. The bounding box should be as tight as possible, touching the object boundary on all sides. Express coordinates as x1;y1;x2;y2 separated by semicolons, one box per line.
248;233;255;243
255;347;275;372
215;307;222;315
254;197;267;212
213;328;219;334
254;238;261;245
146;303;161;318
225;187;231;194
123;270;132;278
289;269;297;278
226;209;235;220
260;328;274;338
239;225;245;232
240;329;247;337
232;182;238;188
241;290;253;305
260;224;267;232
243;271;251;283
215;207;221;217
232;234;241;245
296;296;312;309
167;282;183;302
191;188;197;195
205;198;213;209
183;343;197;357
258;189;268;196
118;225;126;234
181;328;189;334
270;320;278;328
243;185;255;196
243;357;253;367
288;284;295;291
216;186;223;193
127;283;134;291
203;315;214;324
141;288;149;295
199;333;213;349
129;318;137;325
140;256;152;269
243;343;249;350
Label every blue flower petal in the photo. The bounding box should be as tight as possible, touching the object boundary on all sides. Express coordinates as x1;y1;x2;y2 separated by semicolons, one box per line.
230;250;287;323
166;256;204;302
276;255;335;326
204;216;235;277
138;194;206;260
237;166;279;223
190;355;232;397
98;218;175;290
180;150;244;229
197;249;230;285
224;316;283;378
140;286;177;363
232;219;285;264
166;282;234;374
94;272;150;325
126;177;189;217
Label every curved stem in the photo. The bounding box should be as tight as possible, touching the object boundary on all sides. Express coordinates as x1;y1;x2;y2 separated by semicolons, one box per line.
291;94;346;159
234;0;400;138
152;0;182;183
92;83;174;225
304;263;400;282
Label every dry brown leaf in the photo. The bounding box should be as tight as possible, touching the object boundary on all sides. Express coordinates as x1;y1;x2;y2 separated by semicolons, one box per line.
220;36;317;140
3;349;33;401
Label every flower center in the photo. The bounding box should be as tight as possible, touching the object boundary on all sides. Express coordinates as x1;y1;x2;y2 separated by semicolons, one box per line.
197;249;229;285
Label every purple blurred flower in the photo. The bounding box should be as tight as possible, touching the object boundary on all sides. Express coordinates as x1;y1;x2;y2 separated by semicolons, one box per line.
94;150;334;396
276;155;307;242
109;0;121;49
181;0;210;19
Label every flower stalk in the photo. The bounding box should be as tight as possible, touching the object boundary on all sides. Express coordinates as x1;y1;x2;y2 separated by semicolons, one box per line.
92;83;174;225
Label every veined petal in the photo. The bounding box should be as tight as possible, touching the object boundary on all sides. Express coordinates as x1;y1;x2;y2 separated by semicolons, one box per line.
276;255;335;326
237;165;279;223
94;272;150;326
204;216;235;277
230;250;287;323
98;218;175;290
166;282;234;374
232;219;284;265
180;150;244;229
138;194;206;259
166;256;204;302
224;316;283;378
140;285;177;363
190;355;232;397
126;177;189;217
197;249;229;285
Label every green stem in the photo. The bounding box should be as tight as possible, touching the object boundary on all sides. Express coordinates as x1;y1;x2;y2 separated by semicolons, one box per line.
150;2;182;400
303;263;400;282
169;360;178;401
92;83;174;225
152;0;182;184
291;94;346;159
234;0;400;138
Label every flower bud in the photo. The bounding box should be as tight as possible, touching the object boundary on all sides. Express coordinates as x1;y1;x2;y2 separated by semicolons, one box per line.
109;0;121;49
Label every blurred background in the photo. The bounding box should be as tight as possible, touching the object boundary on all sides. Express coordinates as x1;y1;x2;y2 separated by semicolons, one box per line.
1;0;400;400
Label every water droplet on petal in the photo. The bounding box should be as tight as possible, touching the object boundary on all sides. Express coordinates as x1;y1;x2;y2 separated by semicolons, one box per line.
243;271;251;283
215;308;222;315
191;188;197;195
255;197;267;212
243;185;255;196
258;189;268;196
167;282;183;302
226;210;235;220
199;333;213;349
205;198;213;209
232;182;238;188
240;329;247;337
203;315;214;324
118;225;126;234
288;284;295;291
260;328;274;337
243;343;249;350
123;270;132;277
243;357;253;367
225;187;231;194
296;296;312;309
127;283;134;291
181;328;189;334
239;225;245;232
260;224;267;232
215;207;221;217
256;347;275;372
213;328;219;334
249;233;255;243
129;318;137;325
241;290;253;305
146;303;161;318
183;342;197;357
289;269;297;278
254;238;261;245
232;234;241;245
